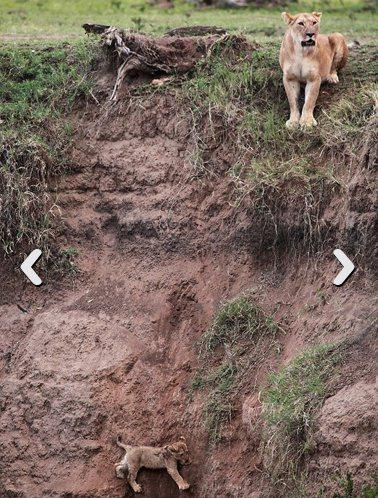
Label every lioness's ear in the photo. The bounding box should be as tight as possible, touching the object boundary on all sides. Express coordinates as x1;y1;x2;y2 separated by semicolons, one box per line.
282;12;294;24
312;11;322;20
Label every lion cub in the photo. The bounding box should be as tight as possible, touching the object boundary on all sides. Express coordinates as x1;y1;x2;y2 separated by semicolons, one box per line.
115;435;191;493
280;11;348;128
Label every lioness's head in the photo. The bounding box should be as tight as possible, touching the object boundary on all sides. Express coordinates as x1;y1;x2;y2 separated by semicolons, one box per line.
282;11;322;48
164;436;191;465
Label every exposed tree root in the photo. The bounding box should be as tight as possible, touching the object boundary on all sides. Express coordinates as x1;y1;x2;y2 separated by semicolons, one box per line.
83;23;256;101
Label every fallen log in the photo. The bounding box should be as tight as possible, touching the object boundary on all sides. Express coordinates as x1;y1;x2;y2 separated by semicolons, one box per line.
82;23;110;35
82;23;256;101
164;26;227;37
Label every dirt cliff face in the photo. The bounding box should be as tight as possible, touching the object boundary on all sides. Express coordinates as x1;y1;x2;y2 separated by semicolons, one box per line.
0;91;376;498
311;378;377;494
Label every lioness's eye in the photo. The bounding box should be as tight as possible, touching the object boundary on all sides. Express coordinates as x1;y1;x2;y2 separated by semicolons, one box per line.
298;21;304;26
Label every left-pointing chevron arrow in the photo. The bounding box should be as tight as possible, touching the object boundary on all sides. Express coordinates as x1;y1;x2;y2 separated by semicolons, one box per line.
20;249;43;286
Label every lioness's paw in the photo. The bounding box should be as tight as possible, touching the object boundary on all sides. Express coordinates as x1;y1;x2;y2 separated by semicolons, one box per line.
133;483;142;493
300;116;317;128
179;482;190;490
326;73;339;84
285;119;299;129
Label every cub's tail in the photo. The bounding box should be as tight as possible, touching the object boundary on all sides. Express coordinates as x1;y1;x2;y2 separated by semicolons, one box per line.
116;435;130;451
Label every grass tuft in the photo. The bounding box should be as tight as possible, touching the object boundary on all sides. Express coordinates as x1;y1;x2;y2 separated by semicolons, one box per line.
203;360;237;442
200;295;278;354
260;343;345;486
191;294;281;443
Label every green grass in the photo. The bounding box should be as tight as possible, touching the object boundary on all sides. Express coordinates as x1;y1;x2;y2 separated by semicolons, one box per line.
0;40;94;128
0;40;98;260
361;480;378;498
52;246;79;276
1;0;377;43
326;474;378;498
260;343;345;487
191;294;280;443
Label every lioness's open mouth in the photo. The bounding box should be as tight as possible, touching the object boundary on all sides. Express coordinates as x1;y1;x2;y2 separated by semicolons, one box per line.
301;39;316;47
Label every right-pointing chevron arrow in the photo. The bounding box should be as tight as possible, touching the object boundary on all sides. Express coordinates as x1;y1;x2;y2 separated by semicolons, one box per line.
333;249;355;286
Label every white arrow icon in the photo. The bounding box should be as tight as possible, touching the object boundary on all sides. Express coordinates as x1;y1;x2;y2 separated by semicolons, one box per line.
21;249;43;286
333;249;355;286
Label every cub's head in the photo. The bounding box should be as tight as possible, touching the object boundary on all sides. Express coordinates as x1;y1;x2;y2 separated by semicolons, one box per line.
282;11;322;48
164;436;191;465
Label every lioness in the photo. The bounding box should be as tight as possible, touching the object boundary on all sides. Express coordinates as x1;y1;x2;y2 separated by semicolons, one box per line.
115;435;191;493
280;11;348;128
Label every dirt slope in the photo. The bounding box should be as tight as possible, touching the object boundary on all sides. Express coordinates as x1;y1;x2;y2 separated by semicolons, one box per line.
0;88;376;498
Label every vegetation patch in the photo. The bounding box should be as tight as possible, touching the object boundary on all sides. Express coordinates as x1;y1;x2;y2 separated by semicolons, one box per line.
190;294;281;443
0;40;98;262
200;294;279;353
318;473;378;498
260;343;345;488
361;480;378;498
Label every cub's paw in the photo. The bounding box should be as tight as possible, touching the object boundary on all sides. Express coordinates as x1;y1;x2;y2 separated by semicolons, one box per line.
133;484;142;493
179;482;190;490
300;116;317;128
285;118;299;129
326;73;339;84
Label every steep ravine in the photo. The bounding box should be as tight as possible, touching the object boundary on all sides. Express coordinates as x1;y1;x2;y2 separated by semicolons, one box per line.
0;93;376;498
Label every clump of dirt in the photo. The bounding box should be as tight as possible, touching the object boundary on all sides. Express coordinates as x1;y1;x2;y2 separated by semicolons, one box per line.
0;38;377;498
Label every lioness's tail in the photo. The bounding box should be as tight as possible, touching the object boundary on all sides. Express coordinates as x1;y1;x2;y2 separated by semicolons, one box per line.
116;435;130;451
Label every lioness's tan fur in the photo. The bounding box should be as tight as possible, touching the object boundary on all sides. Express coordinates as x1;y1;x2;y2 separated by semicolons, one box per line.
279;11;348;128
115;435;191;493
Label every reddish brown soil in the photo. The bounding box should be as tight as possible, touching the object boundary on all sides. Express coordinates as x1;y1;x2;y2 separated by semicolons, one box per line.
0;92;376;498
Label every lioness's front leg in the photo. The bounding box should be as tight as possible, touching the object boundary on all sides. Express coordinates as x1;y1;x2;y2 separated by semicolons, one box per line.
166;463;190;490
300;76;321;127
283;76;300;129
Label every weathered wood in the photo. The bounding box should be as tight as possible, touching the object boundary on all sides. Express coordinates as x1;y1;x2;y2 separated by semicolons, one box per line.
82;23;110;35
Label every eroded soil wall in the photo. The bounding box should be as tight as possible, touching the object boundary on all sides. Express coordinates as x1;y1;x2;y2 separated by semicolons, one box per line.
0;93;376;498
